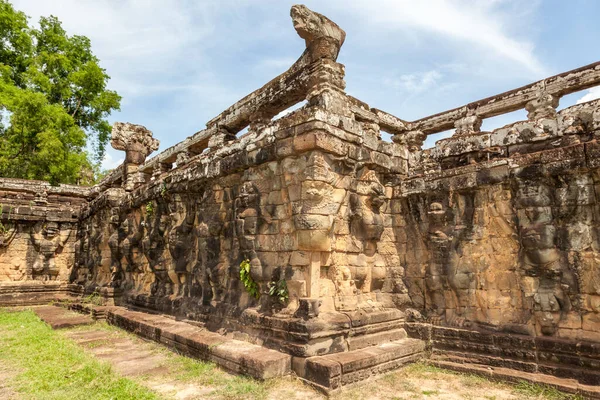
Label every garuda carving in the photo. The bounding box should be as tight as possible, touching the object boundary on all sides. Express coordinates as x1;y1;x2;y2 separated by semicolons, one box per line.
168;195;196;298
29;221;71;280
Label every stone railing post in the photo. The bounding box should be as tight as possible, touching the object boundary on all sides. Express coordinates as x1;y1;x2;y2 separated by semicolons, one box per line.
454;113;482;136
110;122;159;191
526;89;560;120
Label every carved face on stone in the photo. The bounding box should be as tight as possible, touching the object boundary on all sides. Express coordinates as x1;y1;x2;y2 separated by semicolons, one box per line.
44;222;59;238
238;182;259;210
296;152;341;251
350;169;386;243
516;179;560;268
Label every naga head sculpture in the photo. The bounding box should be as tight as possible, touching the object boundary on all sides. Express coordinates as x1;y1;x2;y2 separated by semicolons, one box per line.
291;4;346;61
111;122;159;164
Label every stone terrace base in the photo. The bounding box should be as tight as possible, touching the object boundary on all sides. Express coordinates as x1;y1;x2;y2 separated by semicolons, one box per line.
296;338;425;393
407;322;600;397
0;282;71;306
126;292;409;358
106;307;291;380
433;360;600;399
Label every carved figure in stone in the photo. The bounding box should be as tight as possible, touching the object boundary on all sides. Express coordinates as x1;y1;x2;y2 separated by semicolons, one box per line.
515;174;578;335
425;201;449;323
444;193;476;327
348;169;387;293
142;207;171;297
29;222;71;280
71;225;90;285
296;152;342;252
235;182;262;283
194;194;226;305
119;214;144;290
87;218;103;285
107;210;123;288
167;195;195;298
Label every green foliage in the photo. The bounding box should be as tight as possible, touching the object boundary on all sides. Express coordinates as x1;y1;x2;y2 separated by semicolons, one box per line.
514;380;583;400
83;292;103;306
0;0;121;184
0;309;158;399
239;259;260;299
145;201;154;216
268;279;289;304
160;182;168;198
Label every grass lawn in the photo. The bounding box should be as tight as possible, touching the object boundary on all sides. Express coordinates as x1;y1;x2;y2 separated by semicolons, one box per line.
0;307;585;400
0;309;158;400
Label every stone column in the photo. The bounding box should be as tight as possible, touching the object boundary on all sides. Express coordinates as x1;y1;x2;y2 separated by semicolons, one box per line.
110;122;159;191
454;114;482;136
525;90;559;120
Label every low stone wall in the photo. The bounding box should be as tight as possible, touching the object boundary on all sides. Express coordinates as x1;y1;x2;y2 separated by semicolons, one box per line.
0;179;88;304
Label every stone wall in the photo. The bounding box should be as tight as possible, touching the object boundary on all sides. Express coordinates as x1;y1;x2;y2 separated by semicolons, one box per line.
0;179;87;282
0;179;88;304
396;99;600;341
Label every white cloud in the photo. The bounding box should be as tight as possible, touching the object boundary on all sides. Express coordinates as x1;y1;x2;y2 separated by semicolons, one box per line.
577;87;600;104
100;152;123;171
11;0;229;99
332;0;545;76
385;70;443;94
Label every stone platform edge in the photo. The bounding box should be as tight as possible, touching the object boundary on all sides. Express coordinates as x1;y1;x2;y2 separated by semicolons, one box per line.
105;307;291;380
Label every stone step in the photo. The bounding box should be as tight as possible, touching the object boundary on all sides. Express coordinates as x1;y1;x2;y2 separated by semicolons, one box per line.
106;307;291;380
347;328;407;351
0;283;69;306
431;350;600;387
431;359;600;399
297;337;425;393
34;305;94;329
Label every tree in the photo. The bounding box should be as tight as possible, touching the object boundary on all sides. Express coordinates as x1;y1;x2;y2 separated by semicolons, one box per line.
0;0;120;184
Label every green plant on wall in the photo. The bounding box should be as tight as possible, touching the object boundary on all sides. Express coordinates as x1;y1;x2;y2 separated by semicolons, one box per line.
0;204;5;234
239;259;260;299
160;183;168;198
268;279;289;304
145;201;154;216
83;292;103;306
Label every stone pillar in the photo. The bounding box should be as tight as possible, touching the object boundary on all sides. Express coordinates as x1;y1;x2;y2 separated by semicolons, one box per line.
454;114;482;136
393;130;426;152
110;122;159;191
153;162;172;180
208;129;236;151
526;90;559;120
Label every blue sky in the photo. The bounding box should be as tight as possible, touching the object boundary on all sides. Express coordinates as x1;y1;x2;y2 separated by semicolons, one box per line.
12;0;600;169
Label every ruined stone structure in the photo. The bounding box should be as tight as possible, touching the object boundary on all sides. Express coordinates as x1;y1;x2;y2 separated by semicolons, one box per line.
2;5;600;395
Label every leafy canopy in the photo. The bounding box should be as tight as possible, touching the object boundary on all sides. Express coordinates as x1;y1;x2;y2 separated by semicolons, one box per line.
0;0;121;184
